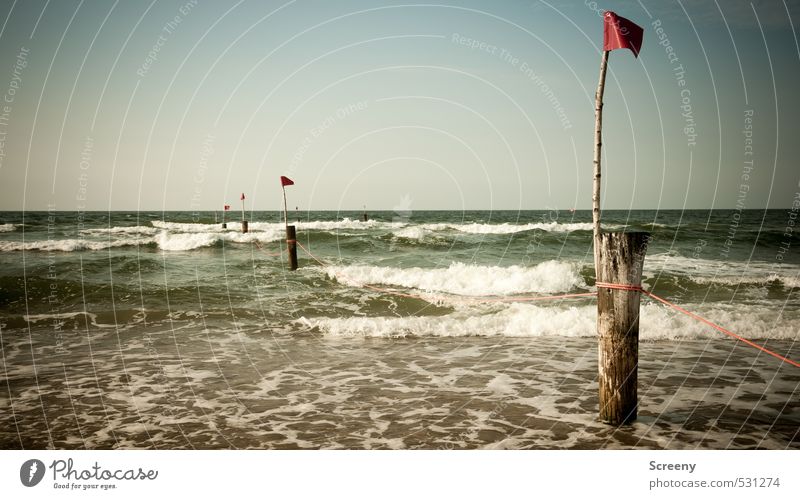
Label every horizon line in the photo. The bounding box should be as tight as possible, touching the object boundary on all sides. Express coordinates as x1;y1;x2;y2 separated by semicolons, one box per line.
0;208;794;212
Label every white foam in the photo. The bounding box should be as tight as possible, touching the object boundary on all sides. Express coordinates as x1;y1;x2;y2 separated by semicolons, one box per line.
304;304;592;338
23;311;99;325
152;218;406;233
0;237;153;251
151;220;227;232
393;226;429;240
0;226;287;251
81;225;159;236
296;218;406;230
694;273;800;289
144;219;600;237
412;221;596;234
153;230;284;251
0;223;18;232
486;374;517;395
154;232;217;251
304;302;800;340
646;254;800;288
324;260;585;296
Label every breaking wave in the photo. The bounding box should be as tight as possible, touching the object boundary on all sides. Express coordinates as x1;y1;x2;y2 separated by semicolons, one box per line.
0;230;284;252
302;302;800;340
323;260;585;296
645;254;800;289
0;238;152;252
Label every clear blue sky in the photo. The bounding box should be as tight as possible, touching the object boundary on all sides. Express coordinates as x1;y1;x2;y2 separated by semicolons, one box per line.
0;0;798;211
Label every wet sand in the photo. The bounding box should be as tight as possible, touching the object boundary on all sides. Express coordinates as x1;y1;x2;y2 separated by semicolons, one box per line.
2;327;797;449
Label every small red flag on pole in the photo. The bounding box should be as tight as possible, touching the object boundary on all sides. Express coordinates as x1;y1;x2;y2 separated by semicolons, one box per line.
603;11;644;57
280;176;294;228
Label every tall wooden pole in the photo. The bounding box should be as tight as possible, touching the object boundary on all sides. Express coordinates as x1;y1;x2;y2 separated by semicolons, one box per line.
593;50;609;276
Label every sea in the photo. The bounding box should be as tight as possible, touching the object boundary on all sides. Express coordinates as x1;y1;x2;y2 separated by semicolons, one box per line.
0;209;798;449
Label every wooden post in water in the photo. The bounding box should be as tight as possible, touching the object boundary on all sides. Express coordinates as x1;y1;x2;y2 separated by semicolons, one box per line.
286;225;298;271
596;231;648;424
592;52;642;425
240;193;248;233
279;177;297;270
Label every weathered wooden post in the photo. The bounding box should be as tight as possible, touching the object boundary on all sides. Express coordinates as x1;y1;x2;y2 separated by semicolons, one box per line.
240;193;248;233
591;12;645;424
597;231;648;424
286;225;298;271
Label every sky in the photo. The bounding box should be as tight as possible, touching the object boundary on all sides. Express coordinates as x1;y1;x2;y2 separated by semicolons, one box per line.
0;0;798;211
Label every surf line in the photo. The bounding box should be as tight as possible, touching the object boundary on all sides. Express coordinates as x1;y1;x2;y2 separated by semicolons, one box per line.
293;240;799;369
294;240;596;305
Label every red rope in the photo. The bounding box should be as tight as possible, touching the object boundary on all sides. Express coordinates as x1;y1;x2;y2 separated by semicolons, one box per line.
595;281;643;292
296;240;326;267
596;282;800;368
253;240;282;257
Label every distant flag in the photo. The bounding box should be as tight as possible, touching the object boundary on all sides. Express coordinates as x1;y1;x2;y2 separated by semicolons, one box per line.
240;192;246;201
603;11;643;57
280;176;294;227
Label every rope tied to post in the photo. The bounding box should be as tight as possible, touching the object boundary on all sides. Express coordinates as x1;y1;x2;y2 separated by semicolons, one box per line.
253;239;282;257
595;281;643;292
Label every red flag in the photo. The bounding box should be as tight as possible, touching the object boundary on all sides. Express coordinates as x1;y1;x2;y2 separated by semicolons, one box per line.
224;205;230;211
240;193;245;201
603;11;643;57
280;176;294;187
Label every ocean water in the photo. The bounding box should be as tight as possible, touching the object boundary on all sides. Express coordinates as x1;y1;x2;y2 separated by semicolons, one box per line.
0;209;798;449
